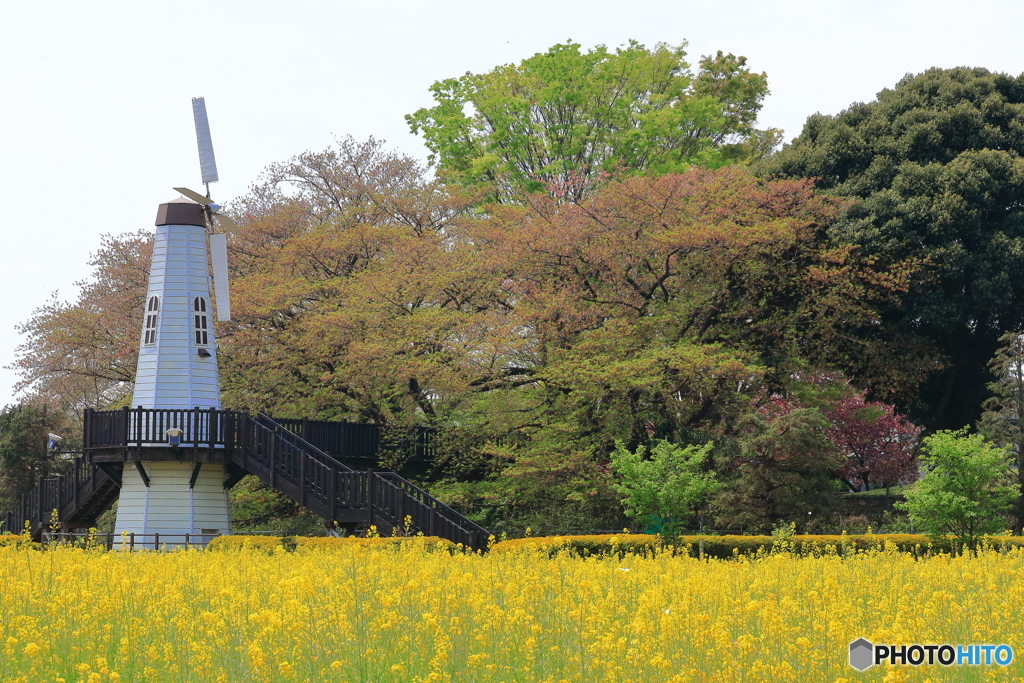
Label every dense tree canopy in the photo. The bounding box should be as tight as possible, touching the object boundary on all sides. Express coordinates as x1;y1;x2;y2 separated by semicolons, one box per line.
407;40;777;202
761;67;1024;429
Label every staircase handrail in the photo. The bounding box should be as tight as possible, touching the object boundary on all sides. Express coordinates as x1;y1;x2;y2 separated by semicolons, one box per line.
375;472;490;537
255;414;487;546
255;413;354;473
4;455;114;536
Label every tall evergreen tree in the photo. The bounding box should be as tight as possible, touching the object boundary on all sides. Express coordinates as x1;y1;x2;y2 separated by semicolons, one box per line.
761;67;1024;428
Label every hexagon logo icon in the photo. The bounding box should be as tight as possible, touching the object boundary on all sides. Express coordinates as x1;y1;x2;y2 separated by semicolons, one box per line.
849;638;874;671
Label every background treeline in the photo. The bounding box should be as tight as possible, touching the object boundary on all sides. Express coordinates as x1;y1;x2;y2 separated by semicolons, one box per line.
7;42;1024;533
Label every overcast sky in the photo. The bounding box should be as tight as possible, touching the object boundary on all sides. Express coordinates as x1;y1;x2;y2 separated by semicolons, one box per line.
2;0;1023;408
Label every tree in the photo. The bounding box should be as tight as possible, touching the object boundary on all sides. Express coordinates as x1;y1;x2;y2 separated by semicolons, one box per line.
609;439;719;536
761;67;1024;429
0;404;71;518
830;396;919;493
897;429;1018;549
712;407;845;532
979;331;1024;531
9;232;151;412
407;41;776;202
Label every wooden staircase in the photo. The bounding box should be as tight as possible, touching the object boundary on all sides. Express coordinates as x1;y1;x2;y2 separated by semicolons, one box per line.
5;409;488;550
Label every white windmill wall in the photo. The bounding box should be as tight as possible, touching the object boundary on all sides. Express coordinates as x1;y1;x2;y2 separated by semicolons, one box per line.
115;463;231;543
114;199;231;543
131;219;220;410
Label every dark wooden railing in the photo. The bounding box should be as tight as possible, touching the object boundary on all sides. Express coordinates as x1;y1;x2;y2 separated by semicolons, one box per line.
272;418;380;458
4;456;118;536
85;407;233;449
238;413;487;549
12;408;489;549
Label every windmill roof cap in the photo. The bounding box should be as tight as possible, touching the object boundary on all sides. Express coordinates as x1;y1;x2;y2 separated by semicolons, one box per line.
155;199;205;227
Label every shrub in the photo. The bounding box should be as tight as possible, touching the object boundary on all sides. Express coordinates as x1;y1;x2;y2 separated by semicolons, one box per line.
489;533;1024;558
207;535;461;554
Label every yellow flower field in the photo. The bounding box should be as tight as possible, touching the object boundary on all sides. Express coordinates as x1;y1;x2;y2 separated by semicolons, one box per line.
0;539;1020;682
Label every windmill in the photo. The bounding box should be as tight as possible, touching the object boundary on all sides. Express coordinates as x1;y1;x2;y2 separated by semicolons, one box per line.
112;97;235;544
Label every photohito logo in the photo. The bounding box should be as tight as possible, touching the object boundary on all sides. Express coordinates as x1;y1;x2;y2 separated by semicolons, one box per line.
849;638;1013;671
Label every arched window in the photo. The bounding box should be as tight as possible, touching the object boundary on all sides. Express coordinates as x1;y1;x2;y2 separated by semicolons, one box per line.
193;297;209;345
143;296;159;345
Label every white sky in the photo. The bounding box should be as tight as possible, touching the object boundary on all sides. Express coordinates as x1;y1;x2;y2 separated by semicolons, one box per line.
2;0;1022;408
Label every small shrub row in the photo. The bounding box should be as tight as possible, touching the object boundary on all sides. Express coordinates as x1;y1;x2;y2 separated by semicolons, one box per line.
0;534;37;548
489;533;1024;558
207;534;459;554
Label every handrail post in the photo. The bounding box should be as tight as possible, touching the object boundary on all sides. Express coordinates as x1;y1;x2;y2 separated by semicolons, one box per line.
135;406;143;448
121;406;130;449
367;469;374;529
83;408;92;455
329;470;336;527
300;450;306;508
269;428;276;488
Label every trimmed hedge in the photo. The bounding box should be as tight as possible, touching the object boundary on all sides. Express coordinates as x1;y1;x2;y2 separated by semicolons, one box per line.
489;533;1024;558
0;534;37;548
207;535;460;554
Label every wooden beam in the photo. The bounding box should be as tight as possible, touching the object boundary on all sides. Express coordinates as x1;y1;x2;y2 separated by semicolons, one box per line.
189;462;202;489
222;463;248;490
134;462;150;488
95;463;123;488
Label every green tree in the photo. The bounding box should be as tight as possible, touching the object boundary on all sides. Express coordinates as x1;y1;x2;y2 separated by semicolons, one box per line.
897;429;1018;549
609;439;719;536
407;40;775;202
0;404;64;517
761;67;1024;429
712;407;844;532
979;332;1024;531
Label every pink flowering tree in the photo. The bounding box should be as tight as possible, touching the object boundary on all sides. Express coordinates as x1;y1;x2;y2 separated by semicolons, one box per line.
758;381;920;493
827;396;920;492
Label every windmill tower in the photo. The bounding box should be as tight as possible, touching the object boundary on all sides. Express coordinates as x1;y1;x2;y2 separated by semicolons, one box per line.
113;98;236;544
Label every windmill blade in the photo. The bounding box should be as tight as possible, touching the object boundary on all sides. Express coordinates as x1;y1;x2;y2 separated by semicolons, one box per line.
192;97;219;185
214;213;239;235
173;186;213;206
209;233;231;321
